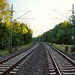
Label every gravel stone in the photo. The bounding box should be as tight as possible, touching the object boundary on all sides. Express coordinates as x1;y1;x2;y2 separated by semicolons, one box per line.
23;43;49;75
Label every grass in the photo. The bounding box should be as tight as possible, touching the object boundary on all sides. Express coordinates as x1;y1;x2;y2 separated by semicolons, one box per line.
0;49;10;56
18;43;32;50
52;43;72;54
0;43;32;57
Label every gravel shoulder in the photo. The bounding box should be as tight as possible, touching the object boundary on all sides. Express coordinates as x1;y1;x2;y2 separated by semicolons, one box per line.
0;45;33;61
0;43;50;75
23;43;49;75
48;44;75;61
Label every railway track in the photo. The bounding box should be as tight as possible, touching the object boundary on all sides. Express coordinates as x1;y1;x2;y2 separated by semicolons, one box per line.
0;43;38;75
0;44;34;63
44;43;75;75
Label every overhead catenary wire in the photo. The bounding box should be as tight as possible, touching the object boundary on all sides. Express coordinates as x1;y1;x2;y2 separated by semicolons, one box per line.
51;18;66;19
14;0;24;11
54;10;69;21
57;0;61;9
13;11;31;21
19;18;35;20
13;10;27;13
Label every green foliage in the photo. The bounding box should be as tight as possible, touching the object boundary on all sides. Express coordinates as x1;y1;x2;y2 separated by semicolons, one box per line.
23;29;32;44
0;22;9;49
34;20;74;45
0;21;33;49
0;0;33;50
0;0;10;26
12;21;33;46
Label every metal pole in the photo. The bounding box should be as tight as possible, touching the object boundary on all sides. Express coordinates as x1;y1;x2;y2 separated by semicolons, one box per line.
72;4;74;48
8;4;13;53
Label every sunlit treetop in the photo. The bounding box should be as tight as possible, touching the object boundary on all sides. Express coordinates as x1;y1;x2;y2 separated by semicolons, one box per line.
29;29;33;35
0;0;10;26
61;21;68;28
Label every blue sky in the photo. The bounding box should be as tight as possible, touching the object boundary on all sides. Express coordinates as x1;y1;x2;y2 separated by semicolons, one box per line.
7;0;75;37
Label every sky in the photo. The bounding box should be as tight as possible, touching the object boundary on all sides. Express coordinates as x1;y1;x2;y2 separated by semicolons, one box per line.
7;0;75;37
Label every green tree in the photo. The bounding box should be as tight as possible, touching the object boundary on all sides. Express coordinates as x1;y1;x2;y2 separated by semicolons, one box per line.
0;0;10;27
0;22;9;49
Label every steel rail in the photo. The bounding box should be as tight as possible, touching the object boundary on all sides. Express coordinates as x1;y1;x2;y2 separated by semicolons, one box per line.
0;44;34;64
44;44;61;75
44;43;75;75
50;45;75;65
0;43;38;75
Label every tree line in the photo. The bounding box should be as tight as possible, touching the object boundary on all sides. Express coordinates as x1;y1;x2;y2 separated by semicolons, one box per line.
34;18;75;45
0;0;33;49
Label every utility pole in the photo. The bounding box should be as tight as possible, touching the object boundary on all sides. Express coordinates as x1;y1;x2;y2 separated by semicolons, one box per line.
54;5;75;52
8;5;32;53
72;4;74;48
8;4;13;53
